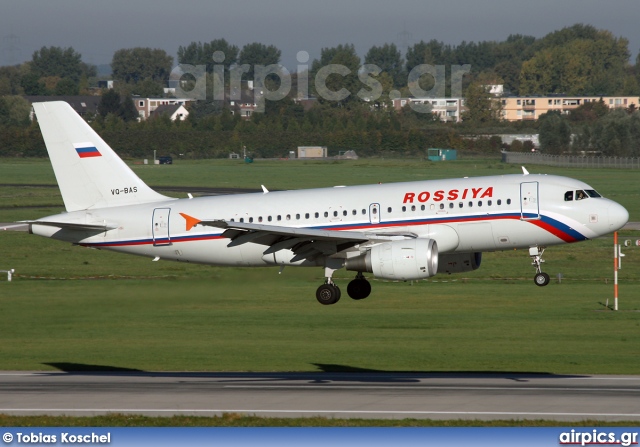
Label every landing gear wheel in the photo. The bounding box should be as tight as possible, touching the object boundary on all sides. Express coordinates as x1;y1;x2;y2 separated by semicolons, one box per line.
347;278;372;300
316;284;341;305
534;272;550;287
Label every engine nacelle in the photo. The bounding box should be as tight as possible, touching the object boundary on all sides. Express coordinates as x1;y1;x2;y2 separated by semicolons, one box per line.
345;238;438;280
437;252;482;274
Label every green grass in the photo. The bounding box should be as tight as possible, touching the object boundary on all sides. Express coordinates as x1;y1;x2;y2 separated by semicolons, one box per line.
1;267;639;373
1;156;639;426
1;156;640;375
1;414;638;427
1;157;639;219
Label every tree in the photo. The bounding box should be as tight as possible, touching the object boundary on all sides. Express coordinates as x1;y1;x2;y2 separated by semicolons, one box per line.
177;39;239;73
98;90;137;122
238;42;281;78
54;77;79;95
462;80;502;124
364;43;405;87
111;48;173;85
311;44;361;108
30;46;86;82
0;96;30;127
519;26;630;95
567;99;609;123
538;111;571;154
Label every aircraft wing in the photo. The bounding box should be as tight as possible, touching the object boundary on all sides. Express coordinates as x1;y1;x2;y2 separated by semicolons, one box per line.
181;214;414;262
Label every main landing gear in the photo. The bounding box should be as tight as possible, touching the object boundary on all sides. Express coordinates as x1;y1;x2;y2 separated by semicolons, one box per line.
529;246;550;287
347;272;371;300
315;263;371;305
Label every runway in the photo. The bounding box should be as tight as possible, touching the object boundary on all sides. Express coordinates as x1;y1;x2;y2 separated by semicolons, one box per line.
1;372;639;421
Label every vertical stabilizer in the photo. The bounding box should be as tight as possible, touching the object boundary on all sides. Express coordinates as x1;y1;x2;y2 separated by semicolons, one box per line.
33;101;171;211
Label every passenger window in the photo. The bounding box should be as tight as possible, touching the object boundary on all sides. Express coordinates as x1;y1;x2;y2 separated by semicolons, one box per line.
277;215;282;221
449;203;454;209
402;206;407;212
268;216;272;222
343;210;347;216
478;201;482;207
333;211;338;217
497;199;502;205
305;213;310;219
258;216;263;222
315;212;319;218
468;201;473;207
411;205;416;211
249;217;254;223
421;205;425;211
439;203;444;209
387;207;392;213
240;218;244;223
352;210;356;215
507;199;511;205
372;208;377;214
296;214;300;220
324;212;329;218
362;209;366;214
286;214;291;220
488;200;492;206
430;204;435;210
459;202;463;208
564;191;574;201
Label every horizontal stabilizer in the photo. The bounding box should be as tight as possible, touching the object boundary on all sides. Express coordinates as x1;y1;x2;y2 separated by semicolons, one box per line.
22;220;117;232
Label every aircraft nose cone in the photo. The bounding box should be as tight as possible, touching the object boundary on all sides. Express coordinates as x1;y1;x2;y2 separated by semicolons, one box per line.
608;202;629;231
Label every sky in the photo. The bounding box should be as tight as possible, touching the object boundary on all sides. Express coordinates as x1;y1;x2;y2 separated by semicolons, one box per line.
2;0;639;71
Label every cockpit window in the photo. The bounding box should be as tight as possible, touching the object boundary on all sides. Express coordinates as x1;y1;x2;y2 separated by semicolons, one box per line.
575;190;588;200
585;189;601;198
564;191;573;201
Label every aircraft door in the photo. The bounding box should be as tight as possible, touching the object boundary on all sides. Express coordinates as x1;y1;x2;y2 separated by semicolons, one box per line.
152;208;172;246
369;203;380;224
520;182;540;220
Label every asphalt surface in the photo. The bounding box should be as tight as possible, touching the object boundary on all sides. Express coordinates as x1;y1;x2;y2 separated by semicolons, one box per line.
0;372;639;421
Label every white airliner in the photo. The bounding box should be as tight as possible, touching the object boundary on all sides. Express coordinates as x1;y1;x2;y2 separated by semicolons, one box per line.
17;101;629;304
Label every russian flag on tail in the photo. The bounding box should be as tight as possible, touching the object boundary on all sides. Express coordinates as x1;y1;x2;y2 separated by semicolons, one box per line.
74;142;102;158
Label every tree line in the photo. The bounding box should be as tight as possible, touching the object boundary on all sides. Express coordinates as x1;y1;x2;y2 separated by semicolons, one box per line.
1;23;640;158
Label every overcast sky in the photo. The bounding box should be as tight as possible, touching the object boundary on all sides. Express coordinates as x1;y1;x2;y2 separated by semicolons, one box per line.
2;0;639;70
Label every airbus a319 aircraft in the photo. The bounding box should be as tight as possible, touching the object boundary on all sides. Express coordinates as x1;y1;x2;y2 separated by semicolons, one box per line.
16;101;629;305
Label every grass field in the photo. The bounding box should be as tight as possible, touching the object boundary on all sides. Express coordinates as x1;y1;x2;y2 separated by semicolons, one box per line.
1;156;639;375
1;156;639;426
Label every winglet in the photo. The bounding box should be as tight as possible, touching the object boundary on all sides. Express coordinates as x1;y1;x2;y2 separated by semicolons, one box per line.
261;185;269;194
522;166;529;175
180;213;201;231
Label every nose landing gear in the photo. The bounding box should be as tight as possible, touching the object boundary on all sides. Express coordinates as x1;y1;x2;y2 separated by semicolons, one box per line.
530;246;550;286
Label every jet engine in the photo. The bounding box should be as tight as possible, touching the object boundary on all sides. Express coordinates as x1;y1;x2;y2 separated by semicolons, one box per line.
437;252;482;274
345;238;438;280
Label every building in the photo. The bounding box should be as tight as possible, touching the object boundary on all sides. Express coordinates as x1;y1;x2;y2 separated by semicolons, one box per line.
229;90;259;119
134;97;196;120
298;146;327;158
499;96;640;121
391;97;465;122
150;104;189;121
